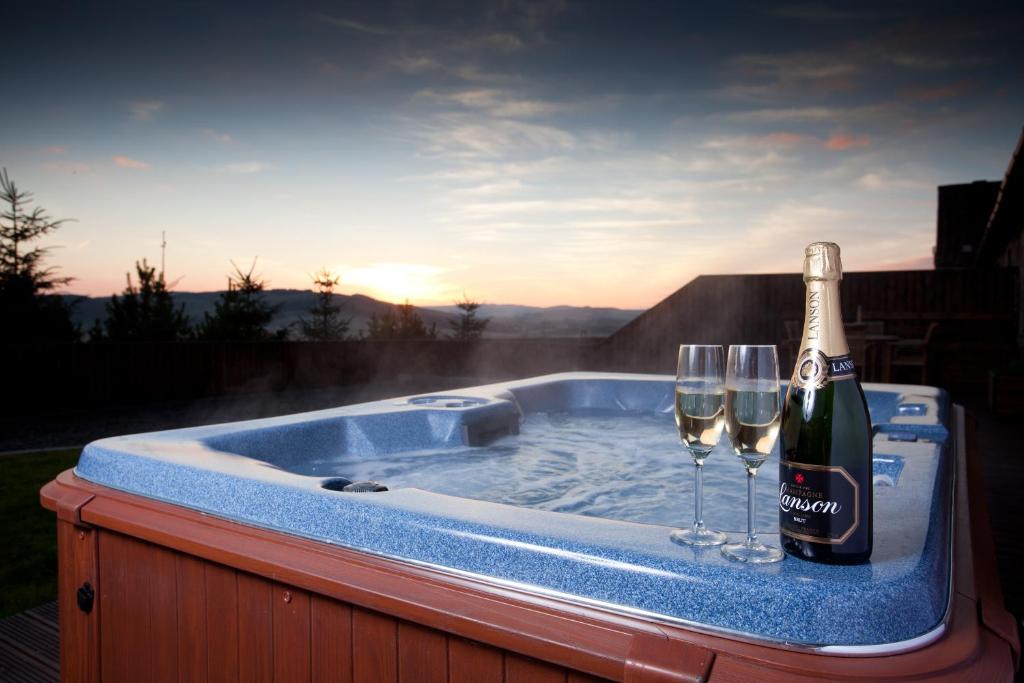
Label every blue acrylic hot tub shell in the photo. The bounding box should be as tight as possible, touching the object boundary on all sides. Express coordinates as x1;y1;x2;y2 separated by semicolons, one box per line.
74;372;953;650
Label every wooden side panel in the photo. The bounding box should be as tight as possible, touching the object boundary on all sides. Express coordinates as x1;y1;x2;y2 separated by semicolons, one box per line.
99;532;180;683
98;530;133;682
352;608;398;683
149;542;180;683
448;638;503;683
237;572;274;683
206;563;239;682
57;521;99;683
176;554;208;682
397;622;447;683
273;585;311;683
85;527;607;683
506;653;568;683
311;596;353;683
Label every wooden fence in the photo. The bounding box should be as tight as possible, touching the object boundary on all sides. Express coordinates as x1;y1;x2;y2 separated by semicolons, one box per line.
598;268;1019;387
1;339;601;415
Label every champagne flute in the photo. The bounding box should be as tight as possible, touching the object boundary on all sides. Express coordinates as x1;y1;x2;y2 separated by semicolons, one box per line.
721;345;785;563
669;345;728;547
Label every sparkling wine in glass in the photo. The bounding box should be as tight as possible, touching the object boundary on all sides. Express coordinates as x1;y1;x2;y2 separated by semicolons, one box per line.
669;345;728;547
721;344;785;563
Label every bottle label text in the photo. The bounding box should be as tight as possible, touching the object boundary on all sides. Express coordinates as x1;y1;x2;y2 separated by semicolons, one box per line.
779;460;860;544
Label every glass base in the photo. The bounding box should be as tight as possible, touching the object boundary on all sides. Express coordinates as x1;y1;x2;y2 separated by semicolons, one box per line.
721;540;784;563
670;526;728;547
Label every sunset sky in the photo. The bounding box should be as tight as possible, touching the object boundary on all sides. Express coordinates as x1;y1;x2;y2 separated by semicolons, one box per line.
2;1;1022;308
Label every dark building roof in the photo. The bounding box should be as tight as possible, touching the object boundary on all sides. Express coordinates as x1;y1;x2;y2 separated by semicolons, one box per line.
934;181;1001;268
977;127;1024;264
600;269;1017;374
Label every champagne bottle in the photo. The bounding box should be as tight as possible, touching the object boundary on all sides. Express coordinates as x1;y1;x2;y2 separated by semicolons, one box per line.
780;242;873;564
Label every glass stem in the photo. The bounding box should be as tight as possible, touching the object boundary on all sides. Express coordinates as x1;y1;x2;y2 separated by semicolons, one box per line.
693;462;704;530
746;468;757;546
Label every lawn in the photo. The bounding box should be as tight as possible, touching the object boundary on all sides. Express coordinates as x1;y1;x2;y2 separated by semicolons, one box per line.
0;448;81;618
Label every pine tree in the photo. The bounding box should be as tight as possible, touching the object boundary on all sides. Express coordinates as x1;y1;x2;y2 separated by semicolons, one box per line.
299;268;350;341
198;260;282;341
0;168;79;341
96;259;192;341
366;300;437;340
448;294;489;341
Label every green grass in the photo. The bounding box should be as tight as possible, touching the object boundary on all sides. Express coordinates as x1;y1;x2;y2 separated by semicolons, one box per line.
0;448;81;618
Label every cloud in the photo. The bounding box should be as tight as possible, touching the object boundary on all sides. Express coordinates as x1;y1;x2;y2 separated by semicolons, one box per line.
313;12;425;36
858;173;884;189
420;116;575;158
899;79;977;103
721;20;988;106
129;100;163;121
723;103;903;133
44;145;66;154
725;106;843;123
457;32;524;52
452;196;701;220
725;50;862;100
886;52;954;70
449;64;521;84
392;55;442;74
731;52;861;82
421;88;571;118
737;202;854;258
824;133;871;150
856;171;932;191
202;129;233;144
220;162;272;174
408;156;570;184
703;132;811;150
114;155;151;169
447;179;524;197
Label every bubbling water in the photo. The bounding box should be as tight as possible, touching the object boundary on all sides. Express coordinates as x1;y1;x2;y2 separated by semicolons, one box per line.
300;409;781;532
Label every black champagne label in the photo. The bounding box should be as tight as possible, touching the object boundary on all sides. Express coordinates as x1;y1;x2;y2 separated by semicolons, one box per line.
779;460;860;544
792;349;855;389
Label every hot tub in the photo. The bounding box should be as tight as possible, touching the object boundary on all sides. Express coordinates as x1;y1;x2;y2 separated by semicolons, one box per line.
42;372;1018;681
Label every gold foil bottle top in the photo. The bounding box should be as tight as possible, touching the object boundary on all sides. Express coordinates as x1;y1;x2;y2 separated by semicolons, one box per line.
803;242;843;281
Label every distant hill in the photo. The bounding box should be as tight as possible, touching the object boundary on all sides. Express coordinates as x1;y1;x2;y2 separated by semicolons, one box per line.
64;291;641;339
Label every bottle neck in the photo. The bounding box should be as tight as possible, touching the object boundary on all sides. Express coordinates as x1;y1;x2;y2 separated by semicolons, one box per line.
799;279;849;357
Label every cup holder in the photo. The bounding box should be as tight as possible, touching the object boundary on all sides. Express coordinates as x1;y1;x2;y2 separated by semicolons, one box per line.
342;481;389;493
408;395;488;408
321;478;388;492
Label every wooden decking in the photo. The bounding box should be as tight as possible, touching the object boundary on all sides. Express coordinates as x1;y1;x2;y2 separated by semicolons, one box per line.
0;601;58;682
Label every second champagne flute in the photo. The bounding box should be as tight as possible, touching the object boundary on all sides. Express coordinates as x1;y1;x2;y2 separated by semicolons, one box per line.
670;344;728;547
722;344;785;563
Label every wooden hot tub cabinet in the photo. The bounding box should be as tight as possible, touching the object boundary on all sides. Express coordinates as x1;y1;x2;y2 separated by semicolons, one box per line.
42;406;1018;682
